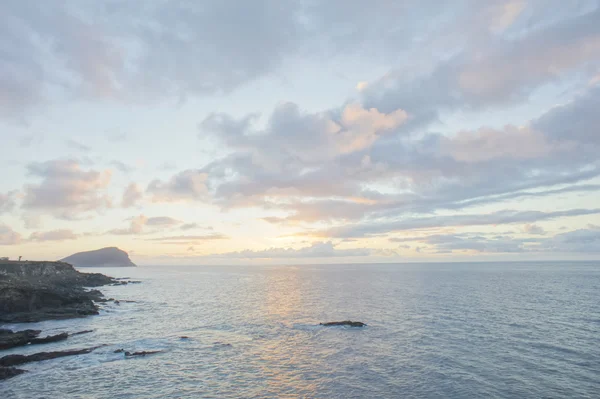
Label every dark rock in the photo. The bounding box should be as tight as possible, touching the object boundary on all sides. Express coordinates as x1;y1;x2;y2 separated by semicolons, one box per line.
124;350;162;357
0;280;101;323
113;348;161;356
0;329;41;350
70;330;93;336
0;261;122;323
179;336;189;339
0;366;26;380
319;320;367;327
114;300;120;305
0;346;101;367
29;332;69;345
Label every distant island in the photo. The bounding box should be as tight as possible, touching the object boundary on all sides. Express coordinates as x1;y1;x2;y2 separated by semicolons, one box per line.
61;247;136;268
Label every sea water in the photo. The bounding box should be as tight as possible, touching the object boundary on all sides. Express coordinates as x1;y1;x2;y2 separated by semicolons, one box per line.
1;262;599;398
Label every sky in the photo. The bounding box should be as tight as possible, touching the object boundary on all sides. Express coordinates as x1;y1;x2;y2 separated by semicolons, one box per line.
1;0;600;265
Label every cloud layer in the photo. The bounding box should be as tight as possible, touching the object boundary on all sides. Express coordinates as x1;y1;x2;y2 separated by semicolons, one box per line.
1;0;599;261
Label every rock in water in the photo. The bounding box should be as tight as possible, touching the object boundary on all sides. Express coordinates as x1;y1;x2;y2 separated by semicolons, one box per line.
70;330;94;336
0;346;101;367
319;321;367;327
61;247;136;268
29;332;69;345
0;366;26;380
113;349;162;357
0;329;41;350
124;350;162;357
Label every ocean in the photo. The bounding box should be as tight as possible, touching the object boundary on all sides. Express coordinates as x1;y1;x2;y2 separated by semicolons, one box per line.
1;262;599;398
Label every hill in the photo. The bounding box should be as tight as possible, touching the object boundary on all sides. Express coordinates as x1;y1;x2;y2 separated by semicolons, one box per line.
61;247;136;267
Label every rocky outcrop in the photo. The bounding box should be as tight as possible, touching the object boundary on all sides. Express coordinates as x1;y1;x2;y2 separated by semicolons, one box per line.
0;346;101;367
0;329;93;350
29;332;69;345
0;261;116;287
70;330;93;336
0;366;25;380
113;349;162;357
0;260;128;323
0;329;41;350
61;247;136;267
319;321;367;327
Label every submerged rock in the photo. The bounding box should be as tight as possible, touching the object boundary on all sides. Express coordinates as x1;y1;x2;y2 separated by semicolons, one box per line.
70;330;94;336
113;349;161;357
29;332;69;345
0;366;26;380
0;346;101;367
319;321;367;327
0;329;90;350
124;350;162;357
0;329;41;350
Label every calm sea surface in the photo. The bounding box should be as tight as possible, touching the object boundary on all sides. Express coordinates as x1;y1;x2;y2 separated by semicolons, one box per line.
1;262;599;398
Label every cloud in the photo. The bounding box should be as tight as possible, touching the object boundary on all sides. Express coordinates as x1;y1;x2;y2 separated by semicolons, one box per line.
212;241;372;259
22;159;112;219
201;102;407;165
107;215;182;235
0;0;303;120
533;86;600;149
180;223;199;231
147;170;209;202
419;234;526;254
179;223;213;231
356;82;369;91
314;208;600;238
29;229;78;242
189;77;600;229
490;0;526;33
121;183;143;208
0;225;22;245
364;6;600;116
441;126;556;163
391;226;600;255
145;217;181;227
108;215;148;235
523;224;546;235
542;227;600;253
66;139;91;152
2;0;599;124
0;191;17;214
3;1;600;262
111;161;134;173
144;234;227;241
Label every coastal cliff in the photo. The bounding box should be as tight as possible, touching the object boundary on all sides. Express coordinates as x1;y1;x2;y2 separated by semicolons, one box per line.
0;260;121;323
61;247;136;267
0;261;139;380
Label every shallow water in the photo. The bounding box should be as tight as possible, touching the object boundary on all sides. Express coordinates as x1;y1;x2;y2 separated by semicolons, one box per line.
2;262;599;398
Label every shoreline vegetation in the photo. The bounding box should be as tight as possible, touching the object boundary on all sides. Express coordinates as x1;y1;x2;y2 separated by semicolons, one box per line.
0;260;138;380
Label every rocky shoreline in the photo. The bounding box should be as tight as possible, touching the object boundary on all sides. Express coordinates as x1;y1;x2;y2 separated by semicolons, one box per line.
0;260;135;323
0;260;137;380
